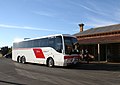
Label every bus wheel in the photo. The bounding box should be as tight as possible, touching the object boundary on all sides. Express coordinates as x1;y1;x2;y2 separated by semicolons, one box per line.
17;56;21;63
48;58;54;67
21;56;26;64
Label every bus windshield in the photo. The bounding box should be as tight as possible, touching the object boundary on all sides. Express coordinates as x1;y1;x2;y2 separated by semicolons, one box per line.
64;37;79;55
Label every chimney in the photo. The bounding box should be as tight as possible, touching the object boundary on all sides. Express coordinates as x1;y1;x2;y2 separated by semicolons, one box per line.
78;23;84;32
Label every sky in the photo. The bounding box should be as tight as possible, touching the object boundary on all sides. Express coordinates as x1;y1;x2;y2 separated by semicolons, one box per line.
0;0;120;47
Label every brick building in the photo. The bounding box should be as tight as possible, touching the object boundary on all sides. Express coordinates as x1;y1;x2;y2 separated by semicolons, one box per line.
74;24;120;62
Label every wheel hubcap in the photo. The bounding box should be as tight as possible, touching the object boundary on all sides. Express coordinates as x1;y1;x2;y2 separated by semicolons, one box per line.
49;59;53;67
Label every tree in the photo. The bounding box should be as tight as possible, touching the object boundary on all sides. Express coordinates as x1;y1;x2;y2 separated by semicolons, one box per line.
1;46;9;56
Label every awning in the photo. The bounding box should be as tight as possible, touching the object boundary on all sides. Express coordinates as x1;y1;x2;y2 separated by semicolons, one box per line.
78;35;120;44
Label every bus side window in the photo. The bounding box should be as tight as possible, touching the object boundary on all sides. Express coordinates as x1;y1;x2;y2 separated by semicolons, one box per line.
55;36;62;53
48;37;62;53
40;38;48;47
48;37;55;49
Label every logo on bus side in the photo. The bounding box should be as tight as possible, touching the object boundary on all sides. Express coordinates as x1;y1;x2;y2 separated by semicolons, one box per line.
33;48;45;58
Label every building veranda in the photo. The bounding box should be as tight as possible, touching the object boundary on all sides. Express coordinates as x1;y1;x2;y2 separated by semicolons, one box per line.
74;24;120;62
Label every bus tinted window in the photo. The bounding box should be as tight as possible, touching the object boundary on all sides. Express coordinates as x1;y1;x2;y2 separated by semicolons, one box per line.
40;38;48;47
48;36;63;53
55;36;63;53
13;38;50;48
48;37;55;49
13;36;63;53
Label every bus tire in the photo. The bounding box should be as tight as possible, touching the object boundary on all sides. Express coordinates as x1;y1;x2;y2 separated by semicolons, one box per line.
21;56;26;64
17;56;21;63
47;58;54;67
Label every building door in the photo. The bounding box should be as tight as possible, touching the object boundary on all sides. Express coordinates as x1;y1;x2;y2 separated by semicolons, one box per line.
100;44;107;61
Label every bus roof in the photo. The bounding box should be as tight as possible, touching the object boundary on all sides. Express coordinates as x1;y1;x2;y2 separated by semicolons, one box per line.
13;34;74;43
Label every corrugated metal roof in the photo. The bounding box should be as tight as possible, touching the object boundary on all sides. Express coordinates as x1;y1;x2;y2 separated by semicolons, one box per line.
74;24;120;36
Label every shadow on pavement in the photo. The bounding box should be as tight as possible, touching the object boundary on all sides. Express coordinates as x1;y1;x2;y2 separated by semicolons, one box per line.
0;80;26;85
65;62;120;71
28;61;120;72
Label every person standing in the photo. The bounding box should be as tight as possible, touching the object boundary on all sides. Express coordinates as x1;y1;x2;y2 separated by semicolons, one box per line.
85;49;89;64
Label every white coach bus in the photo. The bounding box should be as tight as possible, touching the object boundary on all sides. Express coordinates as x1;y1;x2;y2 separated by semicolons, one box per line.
12;34;80;67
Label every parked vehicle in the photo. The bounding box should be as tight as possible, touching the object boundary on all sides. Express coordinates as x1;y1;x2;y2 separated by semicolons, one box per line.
4;53;12;58
12;34;80;67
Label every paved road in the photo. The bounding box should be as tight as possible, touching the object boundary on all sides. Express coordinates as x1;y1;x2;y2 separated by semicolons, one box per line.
0;58;120;85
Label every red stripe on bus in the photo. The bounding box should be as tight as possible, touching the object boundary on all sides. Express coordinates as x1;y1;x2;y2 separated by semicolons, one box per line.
33;48;45;58
64;56;80;59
